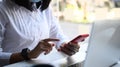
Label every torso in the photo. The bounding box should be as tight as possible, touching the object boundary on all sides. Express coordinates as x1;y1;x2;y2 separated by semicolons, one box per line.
0;0;51;52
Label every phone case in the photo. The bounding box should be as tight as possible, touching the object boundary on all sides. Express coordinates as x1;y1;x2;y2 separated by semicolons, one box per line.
70;34;89;44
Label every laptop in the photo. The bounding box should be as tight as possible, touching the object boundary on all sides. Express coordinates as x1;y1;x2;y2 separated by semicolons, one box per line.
84;20;120;67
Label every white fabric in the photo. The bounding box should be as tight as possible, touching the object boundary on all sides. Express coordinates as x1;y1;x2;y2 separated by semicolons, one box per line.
0;0;68;66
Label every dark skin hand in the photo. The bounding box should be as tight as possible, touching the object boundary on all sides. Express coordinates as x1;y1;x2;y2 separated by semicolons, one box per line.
28;38;60;58
39;38;59;55
10;38;59;64
58;42;80;56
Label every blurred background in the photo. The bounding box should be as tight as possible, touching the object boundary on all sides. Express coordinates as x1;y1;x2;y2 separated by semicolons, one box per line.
51;0;120;23
50;0;120;39
50;1;120;66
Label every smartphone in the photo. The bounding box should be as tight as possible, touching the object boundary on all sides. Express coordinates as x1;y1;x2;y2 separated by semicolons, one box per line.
70;34;89;44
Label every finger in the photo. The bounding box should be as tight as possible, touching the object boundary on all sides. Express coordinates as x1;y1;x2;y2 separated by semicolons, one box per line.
40;42;53;55
81;39;85;41
51;43;55;46
44;50;49;55
40;40;53;48
39;42;52;51
64;44;79;53
67;43;80;51
68;42;80;49
60;46;75;56
40;45;50;51
43;38;59;42
44;47;52;55
63;43;80;53
57;48;61;51
44;50;50;55
64;44;74;52
57;44;66;51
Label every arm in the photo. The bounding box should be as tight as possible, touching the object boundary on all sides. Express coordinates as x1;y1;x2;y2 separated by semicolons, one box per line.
10;38;59;63
0;9;59;66
46;7;69;49
0;11;23;65
0;12;13;66
0;11;38;65
46;8;80;56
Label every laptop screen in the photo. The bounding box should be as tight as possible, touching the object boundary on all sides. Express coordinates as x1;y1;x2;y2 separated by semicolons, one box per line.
84;20;120;67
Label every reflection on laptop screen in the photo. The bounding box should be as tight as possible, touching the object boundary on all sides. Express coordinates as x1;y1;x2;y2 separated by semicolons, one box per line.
84;20;120;67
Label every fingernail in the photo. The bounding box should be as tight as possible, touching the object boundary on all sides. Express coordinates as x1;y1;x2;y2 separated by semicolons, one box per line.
52;44;54;46
60;45;64;47
44;53;47;55
44;53;46;55
57;49;61;51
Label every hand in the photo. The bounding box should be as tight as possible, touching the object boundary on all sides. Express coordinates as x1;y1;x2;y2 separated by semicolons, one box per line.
58;42;80;56
28;38;59;58
39;38;60;55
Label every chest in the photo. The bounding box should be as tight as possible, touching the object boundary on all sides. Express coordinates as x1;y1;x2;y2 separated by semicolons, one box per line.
5;9;50;39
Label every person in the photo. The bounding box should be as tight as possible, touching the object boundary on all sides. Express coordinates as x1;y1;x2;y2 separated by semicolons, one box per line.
0;0;80;66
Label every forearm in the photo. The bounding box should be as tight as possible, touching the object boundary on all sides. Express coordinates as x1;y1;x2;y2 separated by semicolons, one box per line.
9;39;56;64
9;53;24;64
9;49;43;64
28;49;43;59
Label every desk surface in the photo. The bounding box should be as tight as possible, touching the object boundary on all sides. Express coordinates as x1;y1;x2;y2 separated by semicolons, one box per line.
4;43;88;67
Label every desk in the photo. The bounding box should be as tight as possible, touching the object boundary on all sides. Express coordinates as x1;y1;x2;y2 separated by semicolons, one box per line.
4;43;88;67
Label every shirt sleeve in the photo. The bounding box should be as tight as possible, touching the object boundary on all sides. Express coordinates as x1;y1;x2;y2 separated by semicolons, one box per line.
0;11;12;66
45;7;69;48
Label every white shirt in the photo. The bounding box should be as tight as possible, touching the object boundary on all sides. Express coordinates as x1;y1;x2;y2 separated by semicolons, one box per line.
0;0;68;66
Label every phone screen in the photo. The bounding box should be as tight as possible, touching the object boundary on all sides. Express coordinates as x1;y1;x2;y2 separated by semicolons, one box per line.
70;34;89;44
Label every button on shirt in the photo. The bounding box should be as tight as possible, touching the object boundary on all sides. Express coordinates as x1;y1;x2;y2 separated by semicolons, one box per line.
0;0;68;66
